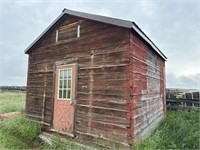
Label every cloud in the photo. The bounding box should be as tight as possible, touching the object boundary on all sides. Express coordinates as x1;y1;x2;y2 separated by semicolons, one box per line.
166;73;200;89
1;1;199;89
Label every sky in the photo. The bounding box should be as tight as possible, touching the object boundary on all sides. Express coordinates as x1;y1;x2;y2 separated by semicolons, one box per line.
0;0;199;89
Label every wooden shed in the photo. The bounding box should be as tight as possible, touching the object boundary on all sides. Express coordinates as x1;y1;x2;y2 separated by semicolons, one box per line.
25;9;167;148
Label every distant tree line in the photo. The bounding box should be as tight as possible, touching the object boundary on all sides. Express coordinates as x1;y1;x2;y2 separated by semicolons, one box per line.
0;86;26;92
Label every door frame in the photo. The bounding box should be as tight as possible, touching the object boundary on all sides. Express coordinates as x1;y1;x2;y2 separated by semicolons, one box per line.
51;58;78;137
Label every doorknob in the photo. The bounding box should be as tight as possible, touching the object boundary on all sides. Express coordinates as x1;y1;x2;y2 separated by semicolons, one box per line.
70;98;76;105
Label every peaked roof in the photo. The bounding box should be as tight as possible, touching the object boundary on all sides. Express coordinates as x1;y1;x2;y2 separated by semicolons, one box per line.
25;8;167;60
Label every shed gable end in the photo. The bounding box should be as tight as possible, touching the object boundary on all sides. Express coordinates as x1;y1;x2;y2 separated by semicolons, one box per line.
26;13;131;148
29;15;130;56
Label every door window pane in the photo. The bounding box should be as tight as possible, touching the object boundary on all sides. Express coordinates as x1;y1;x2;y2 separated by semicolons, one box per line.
59;80;63;89
64;70;67;79
58;68;72;100
63;89;67;99
59;90;62;98
67;89;71;99
68;69;72;78
64;80;67;88
68;79;71;88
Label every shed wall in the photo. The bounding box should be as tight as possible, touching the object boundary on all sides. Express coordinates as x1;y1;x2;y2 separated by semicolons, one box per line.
26;15;130;147
26;14;166;148
129;31;166;141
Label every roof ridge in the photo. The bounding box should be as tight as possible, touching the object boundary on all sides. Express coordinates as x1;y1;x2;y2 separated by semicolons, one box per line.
24;8;167;60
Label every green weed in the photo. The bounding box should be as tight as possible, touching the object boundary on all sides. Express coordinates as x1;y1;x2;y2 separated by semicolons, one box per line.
42;134;87;150
0;92;25;113
133;110;200;150
0;115;41;150
0;92;199;150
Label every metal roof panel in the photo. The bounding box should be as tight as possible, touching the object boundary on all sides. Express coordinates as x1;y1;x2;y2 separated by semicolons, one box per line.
24;8;167;60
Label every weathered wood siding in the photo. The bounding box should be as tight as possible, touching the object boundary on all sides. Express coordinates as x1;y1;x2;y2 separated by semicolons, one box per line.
26;15;130;147
26;14;166;148
129;31;166;141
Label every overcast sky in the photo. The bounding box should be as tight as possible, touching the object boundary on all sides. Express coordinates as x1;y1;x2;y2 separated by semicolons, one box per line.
0;0;199;89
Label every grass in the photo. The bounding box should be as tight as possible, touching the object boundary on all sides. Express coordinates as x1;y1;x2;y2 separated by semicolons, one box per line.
0;91;42;149
0;115;87;150
133;109;200;150
0;91;86;150
43;135;88;150
0;115;41;150
0;91;25;113
0;91;199;150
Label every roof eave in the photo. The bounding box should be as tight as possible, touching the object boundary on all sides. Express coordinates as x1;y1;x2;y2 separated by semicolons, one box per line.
25;10;132;54
132;24;167;61
24;11;66;54
24;9;167;61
